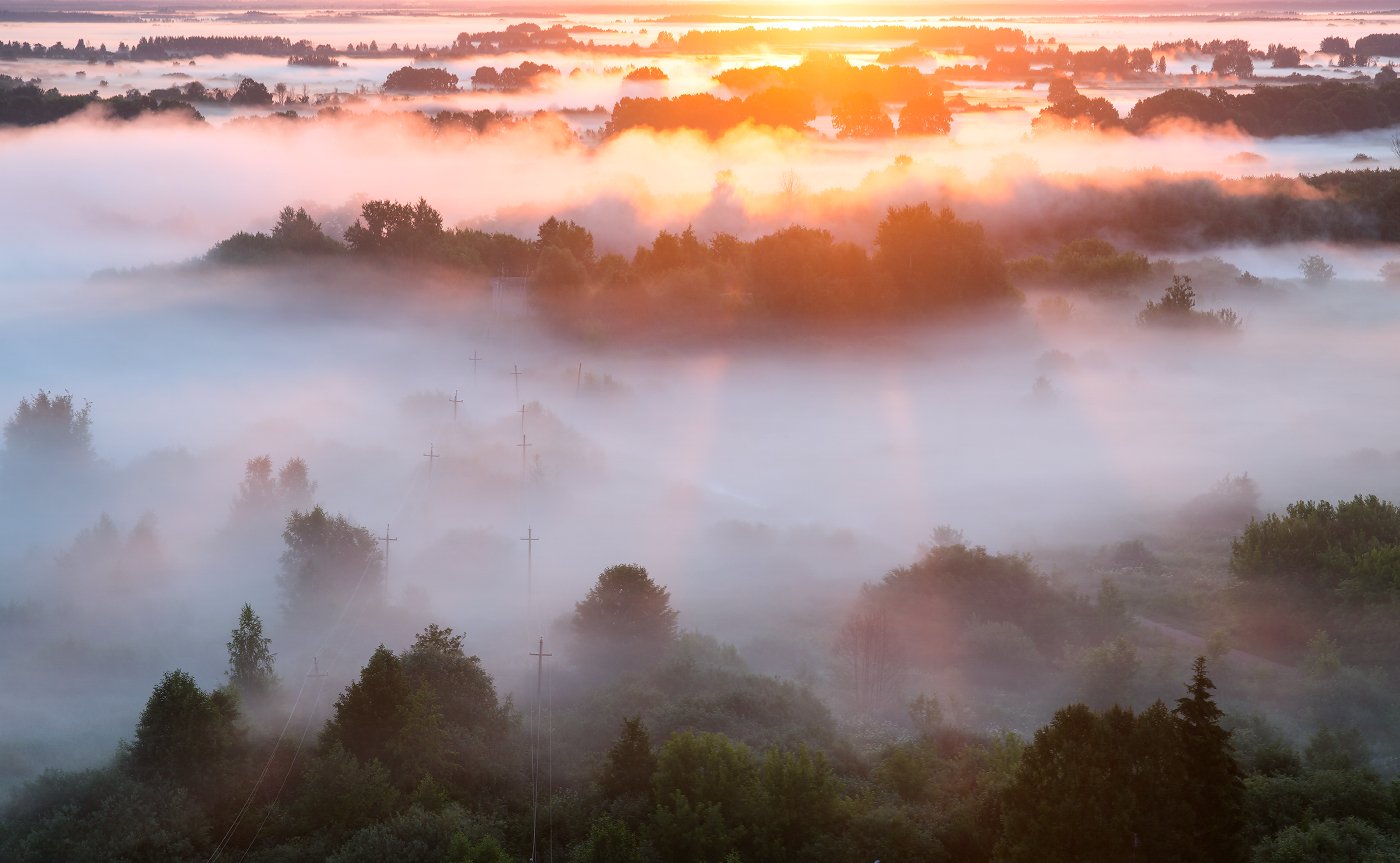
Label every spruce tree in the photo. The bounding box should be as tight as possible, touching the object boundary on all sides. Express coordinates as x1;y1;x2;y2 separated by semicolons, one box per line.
1174;656;1246;863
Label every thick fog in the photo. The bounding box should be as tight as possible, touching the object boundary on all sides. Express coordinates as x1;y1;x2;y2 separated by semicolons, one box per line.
5;4;1400;799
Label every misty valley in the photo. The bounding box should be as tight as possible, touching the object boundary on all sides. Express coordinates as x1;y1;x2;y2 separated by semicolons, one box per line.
7;3;1400;863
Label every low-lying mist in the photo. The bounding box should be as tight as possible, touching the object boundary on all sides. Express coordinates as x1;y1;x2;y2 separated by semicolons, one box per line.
3;108;1397;283
3;247;1400;792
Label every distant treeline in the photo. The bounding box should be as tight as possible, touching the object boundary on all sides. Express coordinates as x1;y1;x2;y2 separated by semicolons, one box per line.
672;24;1026;56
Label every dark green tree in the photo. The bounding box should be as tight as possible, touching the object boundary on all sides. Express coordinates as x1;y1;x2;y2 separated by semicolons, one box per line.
126;669;240;794
322;645;412;767
994;703;1136;863
1174;656;1246;863
226;603;277;700
600;716;657;804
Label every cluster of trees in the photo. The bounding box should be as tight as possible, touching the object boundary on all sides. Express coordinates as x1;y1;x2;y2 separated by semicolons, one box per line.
205;199;1018;323
470;61;559;91
1032;78;1400;137
998;660;1245;863
383;66;459;94
1233;495;1400;606
1136;275;1242;331
1010;237;1153;289
1229;493;1400;670
0;584;1269;863
715;52;929;106
0;80;202;126
1125;80;1400;136
446;22;601;57
1032;77;1123;133
623;66;667;82
605;90;818;137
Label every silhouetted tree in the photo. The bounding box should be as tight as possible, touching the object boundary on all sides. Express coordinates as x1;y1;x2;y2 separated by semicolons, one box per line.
1174;656;1247;863
898;90;952;135
832;91;894;138
229;77;272;106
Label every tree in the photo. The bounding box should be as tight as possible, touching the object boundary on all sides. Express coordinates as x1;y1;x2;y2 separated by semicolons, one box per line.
399;624;508;739
235;455;277;514
277;457;316;508
279;506;383;623
600;716;656;801
994;703;1137;863
538;216;595;265
649;731;754;862
344;198;446;258
127;669;240;793
226;603;277;700
572;564;679;673
832;91;894;138
1212;50;1255;78
834;607;907;713
1299;254;1335;284
271;206;341;254
229;77;272;106
322;645;412;767
383;66;459;93
873;203;1015;311
1137;275;1241;330
749;745;842;861
570;817;643;863
3;390;93;468
898;90;951;135
1174;656;1247;863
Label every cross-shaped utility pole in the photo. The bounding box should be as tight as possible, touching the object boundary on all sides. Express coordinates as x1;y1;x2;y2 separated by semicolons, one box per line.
517;403;528;434
469;351;483;388
423;443;440;478
511;364;524;402
517;434;532;476
449;389;463;422
378;524;398;587
308;656;329;679
521;526;539;607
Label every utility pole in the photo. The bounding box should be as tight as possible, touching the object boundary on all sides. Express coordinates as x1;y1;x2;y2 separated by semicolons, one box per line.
378;524;397;591
520;526;539;611
576;362;583;396
469;351;482;388
529;637;552;863
309;656;329;679
449;389;462;422
518;403;528;434
511;364;524;402
517;434;532;477
423;443;440;478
